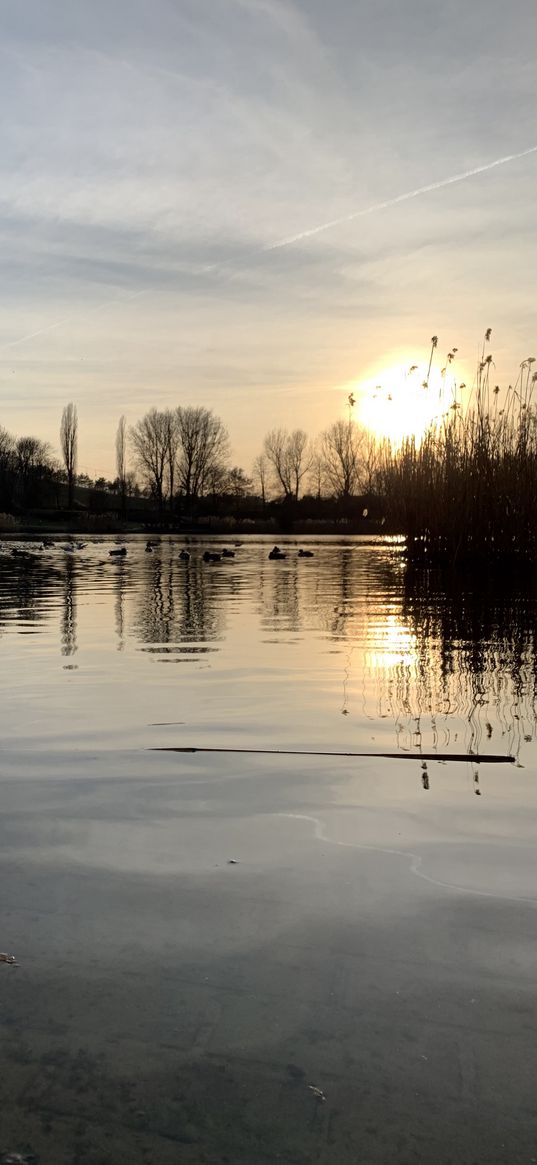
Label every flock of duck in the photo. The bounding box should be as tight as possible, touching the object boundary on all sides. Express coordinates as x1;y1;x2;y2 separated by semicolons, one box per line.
8;540;315;563
143;541;314;563
144;541;314;562
268;545;313;560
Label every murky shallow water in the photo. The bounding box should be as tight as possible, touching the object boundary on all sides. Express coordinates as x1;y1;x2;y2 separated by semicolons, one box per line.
1;535;536;1163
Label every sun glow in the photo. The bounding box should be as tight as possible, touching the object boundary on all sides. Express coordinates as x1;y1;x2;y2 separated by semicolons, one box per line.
354;361;453;445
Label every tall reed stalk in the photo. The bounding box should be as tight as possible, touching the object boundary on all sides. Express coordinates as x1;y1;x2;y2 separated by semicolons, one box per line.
378;333;537;564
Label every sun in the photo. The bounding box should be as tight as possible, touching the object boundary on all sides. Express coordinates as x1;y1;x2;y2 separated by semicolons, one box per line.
353;362;449;445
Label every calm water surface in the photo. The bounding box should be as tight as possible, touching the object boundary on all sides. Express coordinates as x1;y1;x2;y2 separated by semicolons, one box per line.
1;535;536;1163
2;533;536;761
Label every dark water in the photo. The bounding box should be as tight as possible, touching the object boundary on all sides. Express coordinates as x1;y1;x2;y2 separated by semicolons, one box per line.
1;536;536;1163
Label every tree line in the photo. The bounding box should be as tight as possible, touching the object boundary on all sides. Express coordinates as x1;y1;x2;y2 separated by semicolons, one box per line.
0;398;381;517
128;402;380;511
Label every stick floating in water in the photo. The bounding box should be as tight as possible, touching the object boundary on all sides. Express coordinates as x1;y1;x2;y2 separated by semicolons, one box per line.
150;746;515;764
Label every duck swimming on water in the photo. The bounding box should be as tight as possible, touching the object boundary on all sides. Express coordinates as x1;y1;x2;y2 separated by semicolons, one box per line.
269;545;286;560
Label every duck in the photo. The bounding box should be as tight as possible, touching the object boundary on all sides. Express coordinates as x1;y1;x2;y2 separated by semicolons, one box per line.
203;550;221;562
298;548;314;558
179;549;190;561
269;545;286;560
109;547;127;557
222;548;235;558
42;537;55;548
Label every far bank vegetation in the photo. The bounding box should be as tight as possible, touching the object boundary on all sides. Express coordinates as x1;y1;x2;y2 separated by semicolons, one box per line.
1;329;536;560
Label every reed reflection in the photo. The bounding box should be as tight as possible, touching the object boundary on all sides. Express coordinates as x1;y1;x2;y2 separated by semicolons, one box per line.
369;563;537;766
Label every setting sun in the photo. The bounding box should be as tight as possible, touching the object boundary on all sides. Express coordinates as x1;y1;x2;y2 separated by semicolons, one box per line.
353;361;453;445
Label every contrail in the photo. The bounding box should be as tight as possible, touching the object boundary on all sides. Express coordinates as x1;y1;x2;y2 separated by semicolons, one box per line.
1;144;536;352
0;289;147;353
263;144;537;252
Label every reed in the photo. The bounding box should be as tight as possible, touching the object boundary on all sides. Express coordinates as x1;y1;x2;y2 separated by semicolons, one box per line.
378;333;537;563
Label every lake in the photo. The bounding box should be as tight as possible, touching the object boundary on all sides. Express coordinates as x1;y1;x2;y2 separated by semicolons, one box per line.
1;535;536;1164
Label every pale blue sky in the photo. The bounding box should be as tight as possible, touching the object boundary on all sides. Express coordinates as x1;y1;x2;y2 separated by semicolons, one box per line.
1;0;536;475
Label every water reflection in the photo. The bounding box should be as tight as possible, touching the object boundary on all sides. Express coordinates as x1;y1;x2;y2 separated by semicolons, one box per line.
0;550;53;633
132;555;224;650
396;566;537;763
61;555;77;659
0;538;536;766
114;560;126;652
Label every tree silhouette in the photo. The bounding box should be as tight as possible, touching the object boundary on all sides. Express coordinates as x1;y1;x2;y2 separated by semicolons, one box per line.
130;409;169;514
321;419;364;498
16;437;52;508
252;453;269;508
60;403;78;510
115;415;127;518
175;406;229;501
263;428;311;500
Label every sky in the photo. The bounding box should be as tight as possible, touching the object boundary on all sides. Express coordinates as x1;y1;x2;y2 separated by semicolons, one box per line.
1;0;537;478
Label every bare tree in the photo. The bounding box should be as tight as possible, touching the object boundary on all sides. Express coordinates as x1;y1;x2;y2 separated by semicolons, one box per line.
163;409;180;508
125;470;140;497
263;428;311;500
308;446;326;499
0;425;15;467
115;415;127;517
175;406;229;500
321;419;365;499
287;429;311;500
60;403;78;509
263;429;291;497
0;427;15;511
16;437;51;505
362;431;381;494
130;409;169;513
252;453;269;508
223;467;253;497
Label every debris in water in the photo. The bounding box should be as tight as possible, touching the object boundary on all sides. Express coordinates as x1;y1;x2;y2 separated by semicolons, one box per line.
0;952;18;965
308;1085;326;1103
1;1153;38;1164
